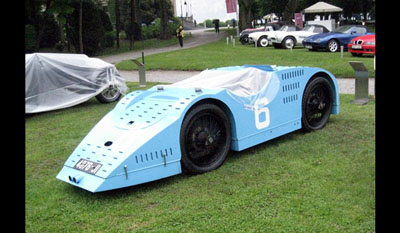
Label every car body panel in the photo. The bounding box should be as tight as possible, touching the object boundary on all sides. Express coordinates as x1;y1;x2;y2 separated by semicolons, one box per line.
269;25;330;47
248;25;300;45
240;24;282;44
347;34;375;56
303;25;374;51
57;65;339;192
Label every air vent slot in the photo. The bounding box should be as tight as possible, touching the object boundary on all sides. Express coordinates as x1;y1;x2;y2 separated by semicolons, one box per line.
282;82;300;92
281;69;304;80
283;94;299;104
134;148;173;164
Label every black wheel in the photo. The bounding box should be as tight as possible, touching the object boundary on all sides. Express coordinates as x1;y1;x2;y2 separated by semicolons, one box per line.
301;77;334;132
95;85;122;103
327;39;339;52
180;103;231;174
240;36;249;45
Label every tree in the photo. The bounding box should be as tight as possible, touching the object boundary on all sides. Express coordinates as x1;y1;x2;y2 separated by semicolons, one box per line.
159;0;171;40
238;0;258;31
115;0;121;48
79;0;83;53
282;0;299;23
65;0;108;56
130;0;135;49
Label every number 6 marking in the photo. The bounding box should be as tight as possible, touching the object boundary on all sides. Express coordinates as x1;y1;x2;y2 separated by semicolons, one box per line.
254;98;270;129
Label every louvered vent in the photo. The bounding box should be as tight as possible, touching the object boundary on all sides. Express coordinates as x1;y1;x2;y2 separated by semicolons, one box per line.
281;69;303;104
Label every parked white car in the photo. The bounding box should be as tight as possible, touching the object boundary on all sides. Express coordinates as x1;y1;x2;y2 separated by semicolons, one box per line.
248;25;300;47
269;24;330;49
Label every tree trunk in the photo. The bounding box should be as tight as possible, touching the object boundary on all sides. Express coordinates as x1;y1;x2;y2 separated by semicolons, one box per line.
79;0;83;53
159;0;171;40
282;0;298;24
134;0;142;41
34;0;53;50
238;0;254;31
115;0;120;49
130;0;135;50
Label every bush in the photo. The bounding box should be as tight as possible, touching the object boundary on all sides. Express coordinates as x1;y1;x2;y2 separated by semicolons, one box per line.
141;18;161;40
140;17;180;40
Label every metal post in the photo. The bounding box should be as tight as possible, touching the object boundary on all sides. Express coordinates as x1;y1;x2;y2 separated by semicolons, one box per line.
349;61;369;105
340;45;344;58
131;59;146;87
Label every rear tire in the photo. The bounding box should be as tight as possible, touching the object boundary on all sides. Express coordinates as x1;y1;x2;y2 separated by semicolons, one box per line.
301;77;334;132
282;36;296;49
180;103;231;174
95;85;121;103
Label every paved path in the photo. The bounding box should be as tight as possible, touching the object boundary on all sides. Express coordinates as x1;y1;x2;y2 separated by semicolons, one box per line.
99;28;374;96
119;70;375;95
99;29;227;64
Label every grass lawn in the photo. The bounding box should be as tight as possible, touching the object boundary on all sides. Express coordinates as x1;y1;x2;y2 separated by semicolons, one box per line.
116;29;375;78
26;82;375;232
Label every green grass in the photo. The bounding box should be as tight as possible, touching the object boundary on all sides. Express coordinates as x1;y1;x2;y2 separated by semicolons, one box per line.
26;82;375;232
38;35;191;57
97;35;192;57
116;32;375;78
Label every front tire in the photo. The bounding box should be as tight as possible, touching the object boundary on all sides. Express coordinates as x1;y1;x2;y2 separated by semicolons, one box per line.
258;36;269;47
327;39;339;52
180;103;231;174
301;77;334;132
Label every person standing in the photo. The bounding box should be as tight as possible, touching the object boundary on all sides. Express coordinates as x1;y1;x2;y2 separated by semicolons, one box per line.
176;26;184;47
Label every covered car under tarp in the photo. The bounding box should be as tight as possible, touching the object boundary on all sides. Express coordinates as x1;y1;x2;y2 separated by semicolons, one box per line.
25;53;128;114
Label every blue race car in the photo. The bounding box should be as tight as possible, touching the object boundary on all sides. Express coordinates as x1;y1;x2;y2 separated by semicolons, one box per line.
57;65;340;192
303;25;373;52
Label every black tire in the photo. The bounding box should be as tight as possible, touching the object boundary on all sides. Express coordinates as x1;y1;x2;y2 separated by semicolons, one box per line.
95;85;122;103
258;36;269;47
301;77;334;132
327;39;339;52
240;36;249;45
180;103;231;174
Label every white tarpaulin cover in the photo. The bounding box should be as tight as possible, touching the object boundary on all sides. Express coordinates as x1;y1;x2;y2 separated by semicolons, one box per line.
25;53;128;113
171;66;280;107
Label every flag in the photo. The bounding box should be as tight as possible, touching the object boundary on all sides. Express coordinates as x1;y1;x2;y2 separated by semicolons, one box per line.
226;0;237;13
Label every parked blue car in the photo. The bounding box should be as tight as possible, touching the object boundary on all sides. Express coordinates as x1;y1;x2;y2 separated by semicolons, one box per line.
303;25;373;52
